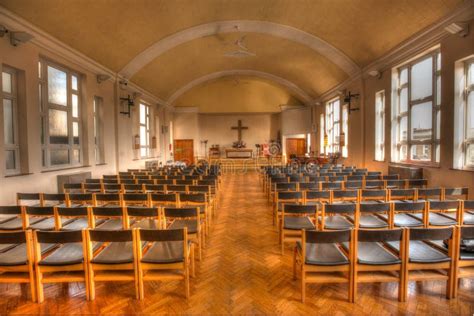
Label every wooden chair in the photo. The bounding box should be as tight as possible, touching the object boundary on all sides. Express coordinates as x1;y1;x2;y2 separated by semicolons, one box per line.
86;229;139;300
63;183;83;194
417;188;443;202
298;182;320;191
82;183;102;194
397;227;456;300
388;188;417;202
345;180;364;190
41;193;67;207
25;206;74;231
150;193;178;208
102;183;122;194
443;187;469;200
0;206;30;231
293;229;354;303
164;207;203;260
178;193;209;235
422;200;461;227
67;193;94;207
319;203;358;231
360;189;387;203
0;230;36;301
136;228;193;299
122;193;149;207
33;230;90;302
452;225;474;298
321;181;343;190
123;184;144;193
357;202;391;229
93;193;121;207
126;206;161;229
188;185;216;215
156;179;175;185
176;179;195;185
352;228;406;302
364;180;385;190
137;179;155;185
143;184;166;193
55;206;94;230
274;191;304;227
17;193;41;207
460;200;474;226
280;204;317;254
91;206;127;231
304;190;330;207
390;201;426;228
330;189;359;204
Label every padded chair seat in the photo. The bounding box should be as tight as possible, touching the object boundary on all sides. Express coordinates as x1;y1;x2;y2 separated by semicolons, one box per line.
322;216;353;230
141;241;186;264
168;219;198;234
29;218;75;231
356;242;401;265
0;243;56;266
381;213;423;227
283;217;315;230
95;219;125;231
387;240;450;263
353;214;388;229
297;242;349;266
61;218;106;231
411;212;457;226
0;244;17;253
460;250;474;261
132;219;161;229
91;242;134;264
0;217;43;231
443;212;474;225
40;243;84;266
0;215;17;224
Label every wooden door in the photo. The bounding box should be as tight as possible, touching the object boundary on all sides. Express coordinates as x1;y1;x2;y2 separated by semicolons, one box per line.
286;138;306;158
174;139;194;164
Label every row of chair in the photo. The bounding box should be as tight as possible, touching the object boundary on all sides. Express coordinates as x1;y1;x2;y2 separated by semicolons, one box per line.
294;226;474;303
0;227;195;303
65;182;218;194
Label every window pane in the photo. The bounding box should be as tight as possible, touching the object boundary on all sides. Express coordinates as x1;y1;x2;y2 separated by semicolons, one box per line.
72;94;79;118
436;53;441;71
71;75;78;90
466;143;474;166
334;102;340;122
411;144;431;161
140;147;148;158
411;101;432;141
400;145;407;161
140;126;147;146
400;68;408;85
468;62;474;86
47;66;67;106
2;72;12;93
38;83;43;111
50;149;69;165
140;104;146;124
436;110;441;140
49;109;69;144
436;75;441;106
3;99;14;144
5;150;15;170
466;91;474;138
400;116;408;141
400;87;408;113
72;149;80;163
411;57;433;100
38;62;42;79
435;144;440;163
73;122;80;145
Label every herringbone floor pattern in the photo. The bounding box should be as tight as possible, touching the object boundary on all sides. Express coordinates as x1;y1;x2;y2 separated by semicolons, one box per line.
1;172;473;315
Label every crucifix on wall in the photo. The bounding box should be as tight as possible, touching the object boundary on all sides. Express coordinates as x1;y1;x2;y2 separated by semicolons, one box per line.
231;120;248;142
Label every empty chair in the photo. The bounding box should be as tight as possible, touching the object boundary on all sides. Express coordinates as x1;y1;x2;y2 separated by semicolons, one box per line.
82;183;102;193
388;188;417;202
389;201;425;228
417;188;443;202
57;206;102;231
345;180;364;190
364;180;385;190
360;189;387;203
331;190;359;204
86;229;139;300
102;183;122;193
136;228;194;299
150;193;178;208
103;175;118;181
91;206;127;231
119;178;137;185
321;182;343;190
352;229;405;302
63;183;83;194
102;178;119;184
274;191;304;226
293;229;354;302
319;203;358;230
93;193;121;206
280;204;317;254
307;175;327;183
25;206;74;231
123;184;143;193
0;230;36;301
188;185;216;210
356;202;391;229
41;193;67;207
168;175;184;181
460;200;474;225
17;193;41;206
156;179;175;185
143;184;166;193
175;179;194;185
328;175;346;182
179;193;209;233
419;200;461;227
275;182;298;192
67;193;94;207
164;207;203;260
137;179;155;185
0;206;34;231
33;230;89;302
386;179;407;189
444;187;469;200
85;178;102;184
298;182;320;191
452;226;474;298
121;193;149;207
126;206;161;229
304;190;330;207
167;185;188;193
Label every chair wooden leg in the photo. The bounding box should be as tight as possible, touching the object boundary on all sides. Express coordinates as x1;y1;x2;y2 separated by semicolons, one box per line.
84;264;90;301
138;269;144;300
184;267;190;299
35;269;44;303
301;269;306;303
293;248;297;280
191;246;196;278
29;269;37;303
89;269;96;301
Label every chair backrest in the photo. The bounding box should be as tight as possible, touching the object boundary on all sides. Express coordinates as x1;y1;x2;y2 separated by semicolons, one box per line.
167;185;188;193
63;183;83;193
463;200;474;211
328;175;345;182
175;179;194;185
382;175;399;180
283;204;317;215
56;206;89;218
94;193;121;206
364;175;381;181
137;179;155;185
188;185;211;194
428;200;461;211
179;193;206;204
0;230;27;244
150;193;177;204
275;182;298;191
86;178;102;184
122;193;149;206
82;183;102;192
126;206;159;218
0;205;22;215
360;189;387;201
357;228;403;242
323;203;357;215
321;182;343;190
25;206;55;216
305;190;330;201
138;228;186;242
102;179;119;184
164;207;199;219
67;193;93;205
119;179;137;184
417;188;442;200
393;201;425;213
122;184;143;193
304;229;352;244
92;206;124;218
386;179;406;189
364;180;385;188
408;227;453;241
331;189;359;202
407;179;428;188
359;202;391;214
298;182;320;191
143;184;166;193
276;191;303;201
347;175;364;181
389;188;416;200
444;187;469;200
88;229;133;242
156;179;175;185
17;193;41;205
460;226;474;240
42;193;67;205
35;230;83;244
102;183;122;193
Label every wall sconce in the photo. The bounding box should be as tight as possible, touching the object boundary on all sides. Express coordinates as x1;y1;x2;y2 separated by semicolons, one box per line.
97;74;110;84
10;31;34;46
445;22;469;37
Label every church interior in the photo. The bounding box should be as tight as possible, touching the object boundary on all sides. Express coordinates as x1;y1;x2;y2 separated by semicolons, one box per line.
0;0;474;314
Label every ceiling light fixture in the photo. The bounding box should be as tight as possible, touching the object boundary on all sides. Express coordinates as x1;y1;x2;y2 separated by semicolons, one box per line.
445;22;469;37
10;31;34;46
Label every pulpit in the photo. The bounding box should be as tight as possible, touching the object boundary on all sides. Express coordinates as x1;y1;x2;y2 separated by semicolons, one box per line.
225;148;253;159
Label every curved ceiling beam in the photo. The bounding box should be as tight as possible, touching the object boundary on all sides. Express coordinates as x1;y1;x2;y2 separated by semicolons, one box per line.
167;70;313;106
120;20;360;78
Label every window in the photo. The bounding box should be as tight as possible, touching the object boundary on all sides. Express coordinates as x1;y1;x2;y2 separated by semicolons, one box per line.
325;98;340;154
455;58;474;168
319;114;324;154
341;104;348;158
375;90;385;161
2;67;20;174
93;96;104;164
139;103;150;158
39;60;82;168
391;49;441;164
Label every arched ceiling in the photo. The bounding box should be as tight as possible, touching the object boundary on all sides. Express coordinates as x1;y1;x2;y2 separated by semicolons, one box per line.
0;0;465;111
174;76;303;113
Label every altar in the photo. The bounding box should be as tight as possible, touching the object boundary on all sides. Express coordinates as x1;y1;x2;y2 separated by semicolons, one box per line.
225;148;253;159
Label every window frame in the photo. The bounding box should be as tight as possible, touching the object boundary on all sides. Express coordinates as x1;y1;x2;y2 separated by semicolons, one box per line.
325;97;340;154
39;59;83;169
139;102;151;159
93;96;105;164
319;113;325;155
2;66;20;175
462;58;474;168
341;104;348;158
375;90;385;162
392;49;441;165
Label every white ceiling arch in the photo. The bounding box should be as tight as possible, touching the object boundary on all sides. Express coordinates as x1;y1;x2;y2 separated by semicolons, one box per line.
168;69;313;106
120;20;360;79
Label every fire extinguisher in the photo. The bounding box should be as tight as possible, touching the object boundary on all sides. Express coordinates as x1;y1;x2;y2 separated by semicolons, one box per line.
134;135;140;150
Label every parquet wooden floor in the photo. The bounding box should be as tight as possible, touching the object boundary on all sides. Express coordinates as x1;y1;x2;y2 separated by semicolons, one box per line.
1;172;474;315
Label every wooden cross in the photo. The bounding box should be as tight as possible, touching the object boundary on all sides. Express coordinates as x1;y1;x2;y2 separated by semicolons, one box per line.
231;120;248;142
